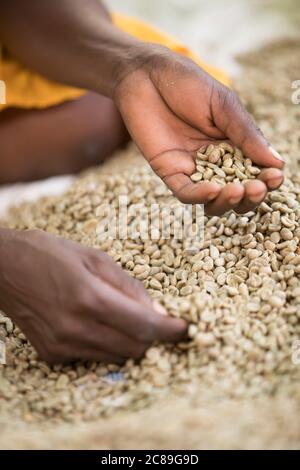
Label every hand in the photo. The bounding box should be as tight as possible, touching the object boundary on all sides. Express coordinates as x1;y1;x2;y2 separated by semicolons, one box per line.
114;45;284;215
0;229;186;364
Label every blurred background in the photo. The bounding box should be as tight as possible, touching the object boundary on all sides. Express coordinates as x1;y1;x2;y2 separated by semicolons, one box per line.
110;0;299;75
0;0;299;216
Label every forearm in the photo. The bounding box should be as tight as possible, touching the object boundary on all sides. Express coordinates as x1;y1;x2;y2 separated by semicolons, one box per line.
0;227;17;271
0;227;15;304
0;227;11;254
0;0;144;97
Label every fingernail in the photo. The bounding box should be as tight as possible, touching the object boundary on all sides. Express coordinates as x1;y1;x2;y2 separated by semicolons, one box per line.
153;300;167;316
269;146;285;162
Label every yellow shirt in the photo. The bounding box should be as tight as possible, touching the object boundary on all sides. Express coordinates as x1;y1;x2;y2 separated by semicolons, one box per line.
0;12;230;111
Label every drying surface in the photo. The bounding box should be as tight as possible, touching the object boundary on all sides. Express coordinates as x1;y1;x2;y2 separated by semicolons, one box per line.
1;39;300;449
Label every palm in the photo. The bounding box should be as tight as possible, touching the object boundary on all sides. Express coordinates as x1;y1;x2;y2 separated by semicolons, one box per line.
116;54;284;215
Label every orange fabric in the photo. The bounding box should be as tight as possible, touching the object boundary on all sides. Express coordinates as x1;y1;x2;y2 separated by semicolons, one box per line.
0;12;230;111
112;13;230;87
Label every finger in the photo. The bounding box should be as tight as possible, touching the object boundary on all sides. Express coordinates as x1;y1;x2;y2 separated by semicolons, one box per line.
150;149;220;203
87;251;172;318
258;168;284;191
163;174;221;204
77;321;149;360
234;180;267;214
86;250;153;309
205;183;244;216
150;149;196;177
88;275;187;343
212;84;285;169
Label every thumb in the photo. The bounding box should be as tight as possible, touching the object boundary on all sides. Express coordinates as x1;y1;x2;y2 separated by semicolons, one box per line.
212;84;284;169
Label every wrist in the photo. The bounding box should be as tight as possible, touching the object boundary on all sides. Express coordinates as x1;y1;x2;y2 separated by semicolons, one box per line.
0;228;29;271
111;42;171;101
90;20;147;98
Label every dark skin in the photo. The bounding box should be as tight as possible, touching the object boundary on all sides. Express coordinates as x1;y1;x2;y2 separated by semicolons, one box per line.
0;0;284;364
0;93;129;183
0;229;184;365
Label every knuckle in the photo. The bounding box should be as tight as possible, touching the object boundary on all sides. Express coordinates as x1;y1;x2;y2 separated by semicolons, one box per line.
57;317;87;347
91;249;110;266
51;315;73;342
74;284;97;311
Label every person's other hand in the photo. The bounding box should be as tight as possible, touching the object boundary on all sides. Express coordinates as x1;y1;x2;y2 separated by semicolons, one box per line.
0;229;186;364
114;45;284;215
